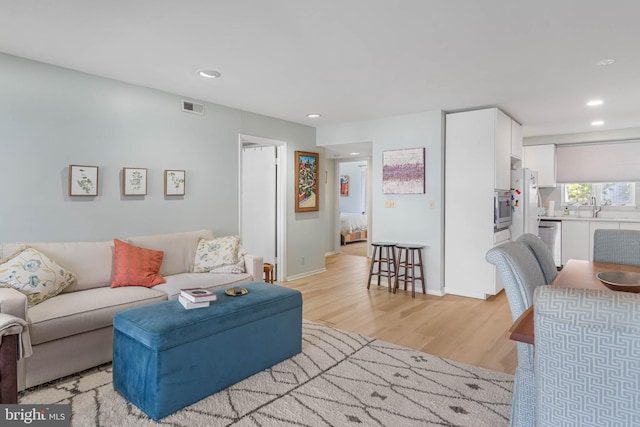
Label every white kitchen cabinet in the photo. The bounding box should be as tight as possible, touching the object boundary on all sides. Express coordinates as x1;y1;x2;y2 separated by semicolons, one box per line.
523;144;556;187
511;120;523;159
495;110;512;190
561;220;589;265
444;108;515;299
588;221;620;260
620;222;640;231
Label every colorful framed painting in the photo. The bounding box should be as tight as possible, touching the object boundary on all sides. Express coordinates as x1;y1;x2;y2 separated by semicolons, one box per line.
123;167;147;196
340;175;349;196
382;148;426;194
295;151;319;212
164;170;185;196
69;165;98;196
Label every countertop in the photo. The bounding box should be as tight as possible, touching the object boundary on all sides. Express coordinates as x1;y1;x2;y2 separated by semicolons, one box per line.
540;215;640;223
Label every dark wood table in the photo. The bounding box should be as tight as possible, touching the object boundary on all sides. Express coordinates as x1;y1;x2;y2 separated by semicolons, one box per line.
506;259;640;345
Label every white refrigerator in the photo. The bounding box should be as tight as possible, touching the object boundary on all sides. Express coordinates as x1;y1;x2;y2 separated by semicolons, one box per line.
509;168;541;240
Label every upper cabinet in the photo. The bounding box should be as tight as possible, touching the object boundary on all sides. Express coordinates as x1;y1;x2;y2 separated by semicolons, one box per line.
524;144;556;187
495;110;512;190
511;120;523;159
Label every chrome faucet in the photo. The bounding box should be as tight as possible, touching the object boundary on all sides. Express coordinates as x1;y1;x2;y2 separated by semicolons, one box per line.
590;196;602;217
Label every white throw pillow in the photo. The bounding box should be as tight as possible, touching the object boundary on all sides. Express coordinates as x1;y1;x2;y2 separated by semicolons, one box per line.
193;236;240;272
209;246;247;274
0;247;77;307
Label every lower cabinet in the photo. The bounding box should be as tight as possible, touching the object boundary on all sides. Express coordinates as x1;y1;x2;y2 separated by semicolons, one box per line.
561;221;589;265
561;220;640;264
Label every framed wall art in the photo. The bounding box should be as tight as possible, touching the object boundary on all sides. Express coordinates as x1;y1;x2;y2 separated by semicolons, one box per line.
123;167;147;196
382;147;425;194
164;169;185;196
69;165;98;196
295;151;319;212
340;175;349;196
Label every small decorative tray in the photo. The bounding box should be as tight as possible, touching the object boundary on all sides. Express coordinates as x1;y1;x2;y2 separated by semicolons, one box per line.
596;271;640;293
225;287;248;297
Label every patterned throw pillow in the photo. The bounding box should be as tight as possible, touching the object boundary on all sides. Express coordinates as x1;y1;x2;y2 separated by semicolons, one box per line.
193;236;240;273
209;246;247;274
110;239;166;288
0;247;77;307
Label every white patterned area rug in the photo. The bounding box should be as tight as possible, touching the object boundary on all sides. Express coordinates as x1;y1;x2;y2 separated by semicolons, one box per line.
20;321;513;426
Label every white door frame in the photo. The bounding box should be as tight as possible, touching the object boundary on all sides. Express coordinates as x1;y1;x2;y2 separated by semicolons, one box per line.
335;157;372;256
238;134;287;282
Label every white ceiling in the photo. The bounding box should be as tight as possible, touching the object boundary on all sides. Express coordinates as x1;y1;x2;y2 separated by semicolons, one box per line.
2;0;640;142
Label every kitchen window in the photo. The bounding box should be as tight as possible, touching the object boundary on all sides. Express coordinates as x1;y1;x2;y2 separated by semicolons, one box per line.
562;182;636;206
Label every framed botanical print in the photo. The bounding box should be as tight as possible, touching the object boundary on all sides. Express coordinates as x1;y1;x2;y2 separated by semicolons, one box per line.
164;170;185;196
295;151;319;212
123;167;147;196
69;165;98;196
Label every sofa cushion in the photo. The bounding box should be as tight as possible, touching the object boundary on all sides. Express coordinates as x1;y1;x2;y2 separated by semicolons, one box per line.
0;247;76;307
151;272;252;300
193;235;240;272
0;241;114;293
111;239;165;288
27;286;167;345
127;229;214;276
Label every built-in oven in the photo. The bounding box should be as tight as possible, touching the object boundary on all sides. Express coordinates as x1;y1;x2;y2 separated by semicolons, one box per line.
494;190;512;231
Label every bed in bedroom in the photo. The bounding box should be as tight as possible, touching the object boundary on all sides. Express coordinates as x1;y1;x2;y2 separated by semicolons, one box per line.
340;212;368;245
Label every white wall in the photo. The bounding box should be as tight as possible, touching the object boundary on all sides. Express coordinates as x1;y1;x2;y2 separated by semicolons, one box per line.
0;53;324;278
317;111;445;294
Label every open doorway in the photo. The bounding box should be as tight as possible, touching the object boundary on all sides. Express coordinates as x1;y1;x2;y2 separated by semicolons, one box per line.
239;134;286;282
338;160;369;257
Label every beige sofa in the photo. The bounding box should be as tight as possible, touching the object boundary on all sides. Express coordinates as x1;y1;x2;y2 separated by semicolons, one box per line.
0;229;263;391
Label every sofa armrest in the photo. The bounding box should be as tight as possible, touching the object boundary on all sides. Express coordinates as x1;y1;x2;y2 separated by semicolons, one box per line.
243;254;264;282
0;288;28;321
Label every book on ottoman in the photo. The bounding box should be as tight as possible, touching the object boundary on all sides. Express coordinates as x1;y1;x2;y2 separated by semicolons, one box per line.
178;294;210;310
180;288;217;303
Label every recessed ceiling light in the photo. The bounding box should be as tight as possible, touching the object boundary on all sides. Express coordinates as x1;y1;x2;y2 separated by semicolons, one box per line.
349;152;360;156
595;58;615;66
198;70;221;79
591;120;605;126
306;113;322;118
586;99;603;107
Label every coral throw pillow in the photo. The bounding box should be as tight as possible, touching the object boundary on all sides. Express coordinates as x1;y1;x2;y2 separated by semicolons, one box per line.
110;239;166;288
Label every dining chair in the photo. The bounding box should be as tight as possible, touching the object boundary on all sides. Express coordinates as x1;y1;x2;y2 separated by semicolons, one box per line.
534;286;640;427
593;229;640;266
516;233;558;284
486;241;547;427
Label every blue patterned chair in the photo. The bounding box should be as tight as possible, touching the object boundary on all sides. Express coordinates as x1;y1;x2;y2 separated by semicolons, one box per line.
534;287;640;426
593;229;640;266
516;233;558;284
486;241;547;427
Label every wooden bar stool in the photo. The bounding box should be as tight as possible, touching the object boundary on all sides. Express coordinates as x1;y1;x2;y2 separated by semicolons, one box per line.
367;242;397;292
395;244;426;297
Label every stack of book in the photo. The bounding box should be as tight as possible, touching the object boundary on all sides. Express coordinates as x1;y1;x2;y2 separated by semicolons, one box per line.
179;288;217;309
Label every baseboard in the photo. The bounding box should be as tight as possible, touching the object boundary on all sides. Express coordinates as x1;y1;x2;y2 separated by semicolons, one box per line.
444;287;488;300
286;268;327;282
325;251;338;256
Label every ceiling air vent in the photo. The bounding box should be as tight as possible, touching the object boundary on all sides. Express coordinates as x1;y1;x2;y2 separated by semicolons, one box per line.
182;99;204;115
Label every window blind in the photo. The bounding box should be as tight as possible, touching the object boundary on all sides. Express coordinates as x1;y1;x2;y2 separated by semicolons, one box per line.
556;140;640;183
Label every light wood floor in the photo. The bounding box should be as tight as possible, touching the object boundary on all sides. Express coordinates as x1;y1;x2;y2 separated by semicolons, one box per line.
283;251;517;375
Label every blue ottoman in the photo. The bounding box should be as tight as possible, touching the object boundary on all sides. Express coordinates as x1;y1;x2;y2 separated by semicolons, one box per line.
112;282;302;421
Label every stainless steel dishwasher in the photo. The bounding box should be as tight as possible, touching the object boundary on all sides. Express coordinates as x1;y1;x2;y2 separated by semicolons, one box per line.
539;219;562;268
